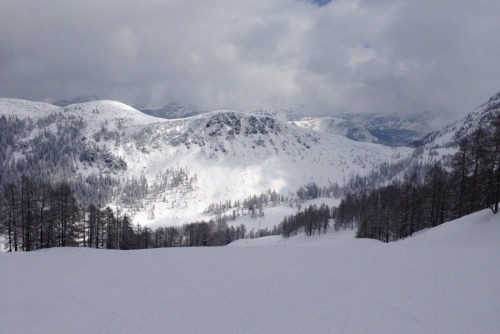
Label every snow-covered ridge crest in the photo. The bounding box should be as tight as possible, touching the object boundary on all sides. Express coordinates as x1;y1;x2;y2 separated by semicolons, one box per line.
0;98;165;125
0;98;59;117
60;100;166;128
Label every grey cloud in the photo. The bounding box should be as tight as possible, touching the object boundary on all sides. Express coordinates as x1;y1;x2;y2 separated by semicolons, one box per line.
0;0;499;122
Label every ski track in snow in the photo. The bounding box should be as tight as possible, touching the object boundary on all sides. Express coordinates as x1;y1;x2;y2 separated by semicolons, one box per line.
1;208;499;334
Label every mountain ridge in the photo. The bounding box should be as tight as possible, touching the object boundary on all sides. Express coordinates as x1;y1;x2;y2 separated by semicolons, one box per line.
0;98;412;227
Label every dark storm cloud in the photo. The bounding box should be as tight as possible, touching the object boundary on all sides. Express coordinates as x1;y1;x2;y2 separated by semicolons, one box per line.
0;0;499;120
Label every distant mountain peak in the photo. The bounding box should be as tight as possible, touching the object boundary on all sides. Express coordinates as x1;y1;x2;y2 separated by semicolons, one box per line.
293;111;433;146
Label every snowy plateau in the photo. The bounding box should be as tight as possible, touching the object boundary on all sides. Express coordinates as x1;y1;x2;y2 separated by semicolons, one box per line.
1;208;499;334
0;98;416;228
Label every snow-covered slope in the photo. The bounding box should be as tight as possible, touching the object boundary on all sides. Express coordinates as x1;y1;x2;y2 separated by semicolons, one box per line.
1;208;498;334
292;116;378;143
0;98;412;227
114;109;411;226
417;91;500;147
62;100;165;126
0;98;59;117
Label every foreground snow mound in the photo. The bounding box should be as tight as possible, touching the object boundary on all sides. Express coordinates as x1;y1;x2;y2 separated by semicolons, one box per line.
1;209;498;334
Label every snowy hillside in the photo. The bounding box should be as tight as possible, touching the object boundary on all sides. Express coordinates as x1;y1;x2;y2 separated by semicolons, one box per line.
417;91;500;147
0;98;59;117
292;116;378;143
104;108;412;226
0;98;412;227
1;208;498;334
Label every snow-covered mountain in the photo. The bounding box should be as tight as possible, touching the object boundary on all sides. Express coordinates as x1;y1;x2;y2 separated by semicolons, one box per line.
135;103;431;146
138;104;299;122
0;98;412;227
416;91;500;147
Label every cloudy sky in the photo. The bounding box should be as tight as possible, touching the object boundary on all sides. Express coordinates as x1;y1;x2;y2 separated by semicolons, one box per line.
1;0;499;120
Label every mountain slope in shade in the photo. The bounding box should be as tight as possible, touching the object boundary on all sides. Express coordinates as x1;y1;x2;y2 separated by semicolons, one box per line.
416;91;500;147
1;208;498;334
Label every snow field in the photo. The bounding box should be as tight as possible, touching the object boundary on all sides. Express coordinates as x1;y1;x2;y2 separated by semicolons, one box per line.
1;208;499;334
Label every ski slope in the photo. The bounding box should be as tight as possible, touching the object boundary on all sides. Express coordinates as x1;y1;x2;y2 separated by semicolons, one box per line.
1;209;499;334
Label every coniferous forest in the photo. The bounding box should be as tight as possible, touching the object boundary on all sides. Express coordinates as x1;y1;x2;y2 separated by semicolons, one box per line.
336;114;500;242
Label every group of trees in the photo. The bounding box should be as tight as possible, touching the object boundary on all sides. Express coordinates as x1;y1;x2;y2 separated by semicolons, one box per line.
281;204;332;238
336;114;500;242
203;190;286;221
153;221;247;247
1;177;80;252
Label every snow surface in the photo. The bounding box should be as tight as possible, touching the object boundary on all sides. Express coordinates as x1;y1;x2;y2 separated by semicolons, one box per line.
1;209;499;334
